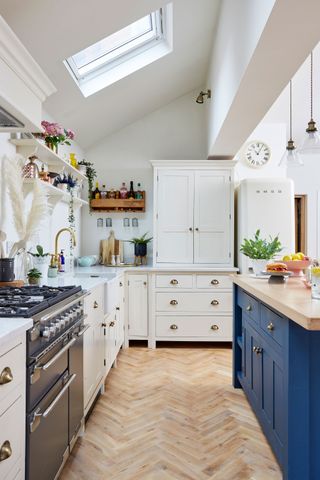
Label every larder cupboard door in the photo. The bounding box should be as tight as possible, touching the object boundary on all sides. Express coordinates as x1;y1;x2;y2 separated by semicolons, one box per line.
157;170;194;263
194;170;231;264
128;275;148;337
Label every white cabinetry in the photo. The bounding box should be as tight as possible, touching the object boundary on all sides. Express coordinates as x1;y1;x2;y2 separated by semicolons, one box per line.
83;284;104;413
152;161;235;267
0;335;26;480
127;274;148;338
104;276;125;375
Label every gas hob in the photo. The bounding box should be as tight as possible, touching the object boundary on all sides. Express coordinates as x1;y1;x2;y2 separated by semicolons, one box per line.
0;285;82;317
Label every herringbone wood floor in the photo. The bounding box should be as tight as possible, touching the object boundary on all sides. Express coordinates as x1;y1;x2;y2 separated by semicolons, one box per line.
60;345;282;480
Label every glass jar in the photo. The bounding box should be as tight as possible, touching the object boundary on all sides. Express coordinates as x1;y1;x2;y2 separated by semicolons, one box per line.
311;266;320;299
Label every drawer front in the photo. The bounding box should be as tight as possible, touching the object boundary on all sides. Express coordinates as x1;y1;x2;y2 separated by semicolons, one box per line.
238;290;260;324
260;305;287;348
156;292;232;313
196;274;231;289
84;284;104;325
156;316;232;338
155;274;193;289
0;395;24;480
0;342;24;415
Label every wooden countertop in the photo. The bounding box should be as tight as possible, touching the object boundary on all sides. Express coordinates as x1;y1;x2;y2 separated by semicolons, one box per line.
232;274;320;330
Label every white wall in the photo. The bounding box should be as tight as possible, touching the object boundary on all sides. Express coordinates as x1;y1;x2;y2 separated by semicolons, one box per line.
81;90;206;261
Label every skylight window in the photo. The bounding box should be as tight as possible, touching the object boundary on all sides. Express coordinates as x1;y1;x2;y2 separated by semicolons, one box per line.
65;4;173;97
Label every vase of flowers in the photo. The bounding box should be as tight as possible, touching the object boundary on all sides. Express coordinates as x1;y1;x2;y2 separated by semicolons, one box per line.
41;121;75;153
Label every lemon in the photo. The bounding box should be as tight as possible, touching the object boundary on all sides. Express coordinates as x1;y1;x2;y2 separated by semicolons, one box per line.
291;254;301;261
282;255;292;261
296;252;305;260
312;267;320;277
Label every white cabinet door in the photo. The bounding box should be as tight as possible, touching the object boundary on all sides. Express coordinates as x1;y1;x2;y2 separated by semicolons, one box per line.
194;170;231;264
105;311;116;375
83;326;95;408
157;170;194;263
128;275;148;337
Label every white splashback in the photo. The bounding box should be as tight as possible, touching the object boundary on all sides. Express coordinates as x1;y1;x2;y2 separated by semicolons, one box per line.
237;177;295;273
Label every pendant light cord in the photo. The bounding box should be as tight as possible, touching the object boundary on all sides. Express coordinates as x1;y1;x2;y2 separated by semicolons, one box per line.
311;51;314;120
289;80;293;140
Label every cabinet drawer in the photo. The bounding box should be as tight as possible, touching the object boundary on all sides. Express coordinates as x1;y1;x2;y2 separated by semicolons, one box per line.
238;290;260;324
156;292;232;313
0;395;24;480
196;274;231;289
260;305;287;348
0;342;24;415
155;274;193;289
84;284;104;325
156;316;232;338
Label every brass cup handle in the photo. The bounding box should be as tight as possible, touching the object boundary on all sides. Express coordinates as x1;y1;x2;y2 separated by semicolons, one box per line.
211;324;219;331
170;324;178;330
267;322;274;331
102;322;107;327
0;441;12;462
253;346;263;355
0;367;13;385
116;307;120;311
170;300;178;305
211;300;219;306
211;279;219;285
170;279;179;285
93;301;99;309
109;321;115;327
246;304;252;312
119;282;123;287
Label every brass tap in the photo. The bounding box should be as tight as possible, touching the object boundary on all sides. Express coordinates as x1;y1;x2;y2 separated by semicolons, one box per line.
54;228;76;259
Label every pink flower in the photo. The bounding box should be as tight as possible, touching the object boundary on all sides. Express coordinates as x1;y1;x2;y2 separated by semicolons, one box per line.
66;129;75;140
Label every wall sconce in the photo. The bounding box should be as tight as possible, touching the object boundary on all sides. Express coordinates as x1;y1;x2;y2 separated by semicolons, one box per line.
196;89;211;104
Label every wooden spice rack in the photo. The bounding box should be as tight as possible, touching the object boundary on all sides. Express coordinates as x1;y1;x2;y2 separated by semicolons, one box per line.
90;192;145;212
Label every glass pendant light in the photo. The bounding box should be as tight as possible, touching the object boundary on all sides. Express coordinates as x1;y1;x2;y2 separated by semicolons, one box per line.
279;80;303;166
300;51;320;154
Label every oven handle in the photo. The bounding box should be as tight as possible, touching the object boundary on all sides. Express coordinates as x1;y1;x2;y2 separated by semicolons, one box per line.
40;291;91;323
35;337;76;372
30;374;76;433
77;324;90;337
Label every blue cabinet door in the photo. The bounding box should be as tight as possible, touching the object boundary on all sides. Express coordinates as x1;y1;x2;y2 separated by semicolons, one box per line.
243;318;261;409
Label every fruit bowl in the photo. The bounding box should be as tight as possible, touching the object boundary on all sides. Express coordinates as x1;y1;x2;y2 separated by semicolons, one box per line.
281;259;311;277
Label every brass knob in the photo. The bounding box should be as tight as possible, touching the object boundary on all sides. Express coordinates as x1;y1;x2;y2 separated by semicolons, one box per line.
143;282;147;286
116;307;120;311
211;279;219;285
170;279;179;285
170;300;178;305
195;228;199;231
189;227;193;231
0;367;13;385
109;321;115;327
170;324;178;330
0;441;12;462
267;322;274;331
211;324;219;331
246;304;252;312
253;346;263;355
119;282;123;287
211;300;219;306
102;322;107;327
93;301;98;309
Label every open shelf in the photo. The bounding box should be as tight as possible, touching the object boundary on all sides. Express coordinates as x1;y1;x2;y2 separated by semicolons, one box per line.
90;193;145;212
23;178;88;210
10;138;87;182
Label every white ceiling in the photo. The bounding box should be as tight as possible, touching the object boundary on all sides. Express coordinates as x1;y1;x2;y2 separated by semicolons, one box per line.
0;0;221;149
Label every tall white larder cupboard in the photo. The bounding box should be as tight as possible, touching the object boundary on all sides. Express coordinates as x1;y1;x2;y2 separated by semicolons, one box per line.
151;161;235;267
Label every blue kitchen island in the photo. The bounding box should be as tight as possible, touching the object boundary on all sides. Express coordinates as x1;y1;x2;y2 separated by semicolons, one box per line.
232;275;320;480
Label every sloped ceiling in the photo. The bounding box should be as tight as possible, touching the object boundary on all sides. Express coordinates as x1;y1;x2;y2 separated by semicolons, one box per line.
0;0;221;149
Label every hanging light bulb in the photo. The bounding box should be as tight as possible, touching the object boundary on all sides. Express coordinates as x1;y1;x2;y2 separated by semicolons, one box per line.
300;51;320;154
279;80;303;166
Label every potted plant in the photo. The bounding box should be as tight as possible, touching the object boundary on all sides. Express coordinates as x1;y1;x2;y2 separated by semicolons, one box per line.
40;121;75;153
240;229;282;274
27;268;42;285
29;245;50;279
129;233;153;258
77;160;96;202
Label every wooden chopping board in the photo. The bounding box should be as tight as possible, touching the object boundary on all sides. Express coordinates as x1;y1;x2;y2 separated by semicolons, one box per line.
100;231;124;265
0;280;24;287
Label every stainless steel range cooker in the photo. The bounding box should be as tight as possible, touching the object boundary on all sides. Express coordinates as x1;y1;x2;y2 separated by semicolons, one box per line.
0;285;89;480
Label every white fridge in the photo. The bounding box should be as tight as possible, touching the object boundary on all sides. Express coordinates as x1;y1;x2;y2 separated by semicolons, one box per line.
237;178;295;273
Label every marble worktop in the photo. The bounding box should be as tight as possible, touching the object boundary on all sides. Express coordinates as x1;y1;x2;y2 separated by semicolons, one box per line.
0;317;33;347
232;274;320;330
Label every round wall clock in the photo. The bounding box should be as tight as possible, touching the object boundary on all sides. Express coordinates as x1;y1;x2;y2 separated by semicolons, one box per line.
244;140;271;168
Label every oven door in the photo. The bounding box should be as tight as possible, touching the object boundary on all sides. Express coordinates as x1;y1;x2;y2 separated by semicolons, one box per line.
26;371;76;480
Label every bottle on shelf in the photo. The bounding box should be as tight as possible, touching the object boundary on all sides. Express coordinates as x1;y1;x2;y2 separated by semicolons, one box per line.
120;182;128;199
109;188;116;199
93;182;101;199
135;183;143;199
128;180;135;199
100;184;107;199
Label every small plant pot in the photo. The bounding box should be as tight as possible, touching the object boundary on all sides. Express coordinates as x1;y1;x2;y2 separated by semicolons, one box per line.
0;258;15;282
28;277;40;285
134;243;147;257
32;257;49;279
251;259;268;275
